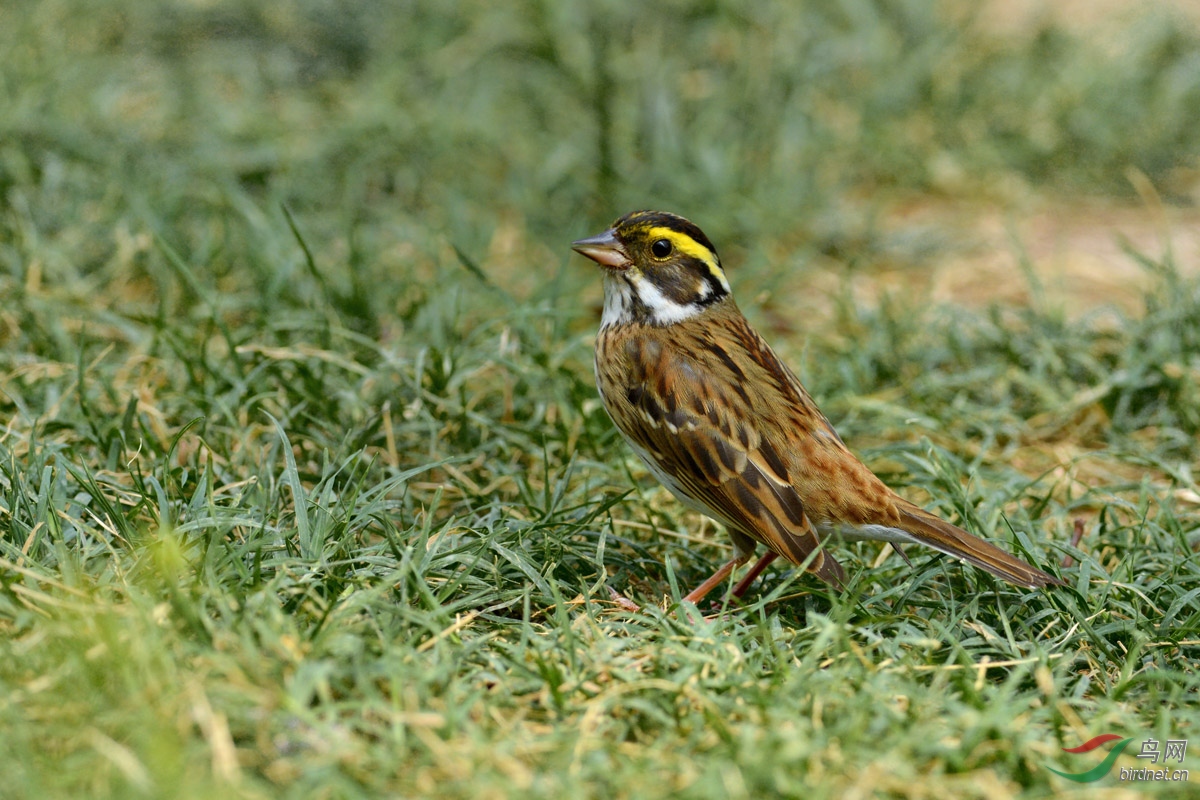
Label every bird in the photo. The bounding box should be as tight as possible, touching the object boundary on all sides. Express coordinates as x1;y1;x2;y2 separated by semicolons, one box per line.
572;210;1065;605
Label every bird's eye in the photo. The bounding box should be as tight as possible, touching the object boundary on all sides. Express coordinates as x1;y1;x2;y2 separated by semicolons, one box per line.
651;239;672;258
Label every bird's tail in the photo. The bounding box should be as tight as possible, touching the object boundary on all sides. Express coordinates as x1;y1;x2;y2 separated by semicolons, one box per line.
896;503;1065;589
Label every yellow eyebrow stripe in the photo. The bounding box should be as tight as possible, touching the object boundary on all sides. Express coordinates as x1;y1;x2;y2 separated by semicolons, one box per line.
644;225;730;292
645;226;713;264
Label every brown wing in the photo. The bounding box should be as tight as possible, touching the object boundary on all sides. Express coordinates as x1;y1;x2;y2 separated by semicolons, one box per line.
704;305;1064;588
598;316;846;586
704;307;913;532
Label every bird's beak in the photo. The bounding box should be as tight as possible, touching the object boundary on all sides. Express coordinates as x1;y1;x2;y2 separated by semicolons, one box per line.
571;228;630;270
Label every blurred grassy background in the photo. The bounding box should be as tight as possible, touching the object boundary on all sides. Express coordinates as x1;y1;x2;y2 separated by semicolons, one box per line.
7;0;1200;277
2;0;1199;797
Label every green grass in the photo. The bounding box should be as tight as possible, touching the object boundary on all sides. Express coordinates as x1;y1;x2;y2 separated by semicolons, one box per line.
2;0;1199;797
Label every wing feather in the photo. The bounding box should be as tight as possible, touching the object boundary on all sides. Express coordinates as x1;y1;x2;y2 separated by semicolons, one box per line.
613;336;846;587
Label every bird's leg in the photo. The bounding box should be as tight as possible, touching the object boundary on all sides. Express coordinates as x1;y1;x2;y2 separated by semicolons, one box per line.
730;551;779;598
682;554;752;604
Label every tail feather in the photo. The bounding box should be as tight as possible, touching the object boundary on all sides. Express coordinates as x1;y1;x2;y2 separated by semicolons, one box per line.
896;504;1065;589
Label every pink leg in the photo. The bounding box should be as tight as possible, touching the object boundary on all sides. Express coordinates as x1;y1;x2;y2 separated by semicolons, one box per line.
682;554;752;604
731;551;779;598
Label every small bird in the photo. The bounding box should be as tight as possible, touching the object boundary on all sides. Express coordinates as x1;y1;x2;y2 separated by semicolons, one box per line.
573;210;1064;604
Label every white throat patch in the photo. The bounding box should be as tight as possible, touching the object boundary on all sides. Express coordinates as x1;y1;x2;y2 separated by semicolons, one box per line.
601;272;705;328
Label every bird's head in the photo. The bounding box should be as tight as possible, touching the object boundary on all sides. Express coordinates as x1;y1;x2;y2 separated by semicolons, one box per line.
572;210;731;327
